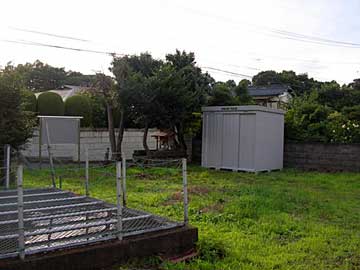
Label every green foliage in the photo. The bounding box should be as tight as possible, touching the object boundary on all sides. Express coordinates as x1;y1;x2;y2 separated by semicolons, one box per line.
285;92;332;142
24;166;360;270
327;112;360;143
37;92;64;116
64;95;92;127
208;79;254;106
81;92;107;128
64;71;96;86
252;70;321;96
285;92;360;143
21;90;37;112
208;83;237;106
234;80;254;105
342;105;360;121
0;70;35;148
4;61;96;92
111;50;213;151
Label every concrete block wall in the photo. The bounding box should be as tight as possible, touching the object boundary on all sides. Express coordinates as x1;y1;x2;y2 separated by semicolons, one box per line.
22;128;158;162
284;142;360;172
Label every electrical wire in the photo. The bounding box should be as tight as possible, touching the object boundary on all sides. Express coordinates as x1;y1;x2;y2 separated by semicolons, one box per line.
201;66;253;78
177;5;360;49
0;39;124;57
9;27;90;42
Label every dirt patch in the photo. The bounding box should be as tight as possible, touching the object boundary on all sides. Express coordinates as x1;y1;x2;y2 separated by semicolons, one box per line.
162;191;184;206
162;186;210;206
133;173;158;180
201;200;225;213
188;186;210;195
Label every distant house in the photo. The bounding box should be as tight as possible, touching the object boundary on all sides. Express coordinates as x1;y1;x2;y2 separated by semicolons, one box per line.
35;85;90;101
248;84;292;109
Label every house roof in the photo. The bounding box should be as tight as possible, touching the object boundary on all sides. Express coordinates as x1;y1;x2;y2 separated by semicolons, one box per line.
248;84;292;97
35;85;90;100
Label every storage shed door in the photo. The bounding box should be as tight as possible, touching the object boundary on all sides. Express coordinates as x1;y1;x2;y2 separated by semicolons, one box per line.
221;113;240;169
203;112;222;168
238;113;256;170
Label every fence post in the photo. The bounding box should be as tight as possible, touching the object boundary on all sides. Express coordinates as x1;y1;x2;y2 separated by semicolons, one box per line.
85;147;89;196
116;161;123;240
17;165;25;260
45;122;56;188
182;158;189;225
122;154;127;207
5;145;11;189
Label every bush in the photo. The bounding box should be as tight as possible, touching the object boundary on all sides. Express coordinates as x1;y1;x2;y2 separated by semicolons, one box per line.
342;105;360;121
37;92;64;116
21;90;37;112
285;97;331;142
327;112;360;143
64;95;92;127
285;92;360;143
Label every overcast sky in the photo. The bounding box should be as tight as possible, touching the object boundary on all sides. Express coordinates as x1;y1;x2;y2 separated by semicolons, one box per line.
1;0;360;84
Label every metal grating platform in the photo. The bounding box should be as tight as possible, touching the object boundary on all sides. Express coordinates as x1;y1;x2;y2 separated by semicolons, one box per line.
0;188;181;259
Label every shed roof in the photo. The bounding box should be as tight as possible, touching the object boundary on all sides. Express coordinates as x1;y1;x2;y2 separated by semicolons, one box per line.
202;105;285;115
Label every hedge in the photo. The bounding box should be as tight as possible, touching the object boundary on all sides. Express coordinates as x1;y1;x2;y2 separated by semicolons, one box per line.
64;95;92;127
37;92;64;116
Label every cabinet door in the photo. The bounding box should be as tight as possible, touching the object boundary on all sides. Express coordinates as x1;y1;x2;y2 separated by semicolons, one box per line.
221;113;240;169
238;114;255;170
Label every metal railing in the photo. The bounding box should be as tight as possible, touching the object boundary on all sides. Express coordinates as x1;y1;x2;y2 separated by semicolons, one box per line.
0;148;189;260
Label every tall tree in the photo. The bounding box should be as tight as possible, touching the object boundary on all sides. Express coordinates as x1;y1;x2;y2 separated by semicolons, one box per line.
111;53;162;153
92;73;121;159
0;67;35;149
164;50;213;151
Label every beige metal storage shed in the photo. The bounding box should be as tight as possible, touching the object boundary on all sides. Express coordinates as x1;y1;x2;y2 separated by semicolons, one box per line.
201;106;284;172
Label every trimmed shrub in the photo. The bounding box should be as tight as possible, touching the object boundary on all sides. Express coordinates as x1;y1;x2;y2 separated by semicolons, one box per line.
37;92;64;116
21;90;37;112
64;95;92;127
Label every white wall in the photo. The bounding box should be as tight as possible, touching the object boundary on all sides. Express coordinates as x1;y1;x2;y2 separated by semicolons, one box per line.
22;128;158;161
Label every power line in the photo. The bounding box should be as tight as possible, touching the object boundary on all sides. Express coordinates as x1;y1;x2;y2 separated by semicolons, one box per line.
177;5;360;49
0;39;124;57
0;38;251;80
201;66;253;78
9;27;90;42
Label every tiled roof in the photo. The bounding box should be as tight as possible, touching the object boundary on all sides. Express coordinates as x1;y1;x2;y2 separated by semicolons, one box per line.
35;85;90;100
248;84;291;97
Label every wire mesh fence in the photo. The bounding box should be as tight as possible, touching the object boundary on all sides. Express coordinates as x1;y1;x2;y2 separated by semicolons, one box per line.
0;146;188;260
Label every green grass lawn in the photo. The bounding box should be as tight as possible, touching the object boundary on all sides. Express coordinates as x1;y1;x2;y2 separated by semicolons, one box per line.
23;165;360;270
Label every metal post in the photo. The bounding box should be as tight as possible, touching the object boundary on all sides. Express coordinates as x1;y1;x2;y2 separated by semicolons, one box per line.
116;161;123;240
45;122;56;188
122;153;127;207
77;119;81;166
182;158;189;225
59;176;63;189
85;147;89;196
17;165;25;260
5;145;10;189
39;120;42;169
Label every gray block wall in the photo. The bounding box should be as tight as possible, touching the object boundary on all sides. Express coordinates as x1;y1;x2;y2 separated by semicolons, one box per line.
22;128;158;161
284;142;360;172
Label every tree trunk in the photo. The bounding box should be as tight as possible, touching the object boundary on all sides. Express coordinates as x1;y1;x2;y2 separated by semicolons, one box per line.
143;121;150;156
106;104;116;159
115;108;125;160
176;123;187;153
